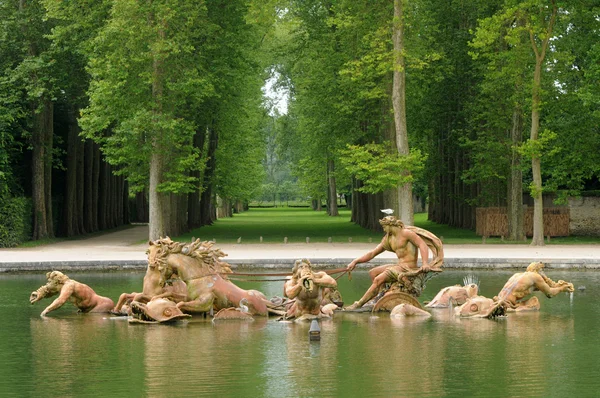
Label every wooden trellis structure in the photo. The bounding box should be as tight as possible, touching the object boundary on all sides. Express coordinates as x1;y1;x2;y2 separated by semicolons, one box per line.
476;207;570;237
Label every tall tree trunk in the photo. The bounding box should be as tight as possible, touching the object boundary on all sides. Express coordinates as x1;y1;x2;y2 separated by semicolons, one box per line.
383;91;399;217
149;150;168;240
177;194;187;232
107;165;115;228
31;100;52;240
76;121;86;234
123;179;130;225
91;143;100;232
508;106;524;241
327;158;339;216
200;125;218;226
530;61;544;245
43;100;54;237
64;106;79;237
135;190;149;223
392;0;413;225
98;160;108;230
234;200;244;214
148;21;170;240
167;192;180;236
84;139;94;232
187;128;207;228
116;175;124;227
528;3;556;246
24;1;53;240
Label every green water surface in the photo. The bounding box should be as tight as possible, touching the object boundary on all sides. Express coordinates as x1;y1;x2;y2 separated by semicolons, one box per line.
1;270;598;397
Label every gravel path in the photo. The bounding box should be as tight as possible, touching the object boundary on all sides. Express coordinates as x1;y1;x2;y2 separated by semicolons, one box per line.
1;224;598;272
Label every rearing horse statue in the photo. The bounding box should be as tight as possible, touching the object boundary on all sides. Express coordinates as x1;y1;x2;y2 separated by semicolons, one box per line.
148;237;278;316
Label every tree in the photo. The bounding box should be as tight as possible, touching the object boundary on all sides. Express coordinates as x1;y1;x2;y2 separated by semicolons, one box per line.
42;0;113;237
80;0;211;240
472;0;559;245
392;0;413;224
525;0;557;245
541;3;600;201
14;0;57;240
468;1;529;240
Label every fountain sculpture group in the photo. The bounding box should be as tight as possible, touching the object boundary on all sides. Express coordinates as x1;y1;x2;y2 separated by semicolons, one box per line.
30;214;575;324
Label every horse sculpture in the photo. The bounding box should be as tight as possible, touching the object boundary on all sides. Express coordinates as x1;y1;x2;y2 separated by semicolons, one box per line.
112;256;187;315
148;237;280;316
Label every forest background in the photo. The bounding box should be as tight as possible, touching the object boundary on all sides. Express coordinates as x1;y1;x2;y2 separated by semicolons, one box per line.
0;0;598;248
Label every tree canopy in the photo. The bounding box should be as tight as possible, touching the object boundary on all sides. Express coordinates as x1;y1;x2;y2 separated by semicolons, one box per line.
0;0;598;244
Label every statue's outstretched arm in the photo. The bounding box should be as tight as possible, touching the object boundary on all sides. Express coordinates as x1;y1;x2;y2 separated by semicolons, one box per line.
40;284;74;316
347;243;385;271
312;272;337;289
533;274;574;298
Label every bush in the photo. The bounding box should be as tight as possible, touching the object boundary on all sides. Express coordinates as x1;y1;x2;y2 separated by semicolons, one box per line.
0;196;32;247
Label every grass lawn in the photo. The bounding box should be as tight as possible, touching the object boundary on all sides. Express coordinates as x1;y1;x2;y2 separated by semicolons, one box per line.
176;207;599;245
178;207;380;244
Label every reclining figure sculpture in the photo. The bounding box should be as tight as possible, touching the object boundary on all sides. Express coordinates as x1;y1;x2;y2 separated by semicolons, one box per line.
455;262;574;318
30;271;114;316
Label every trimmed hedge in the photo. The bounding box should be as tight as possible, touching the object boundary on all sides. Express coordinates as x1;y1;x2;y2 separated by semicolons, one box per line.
0;196;32;247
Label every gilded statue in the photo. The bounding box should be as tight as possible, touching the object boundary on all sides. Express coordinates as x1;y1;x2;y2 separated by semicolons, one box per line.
455;262;574;318
282;258;340;321
346;214;443;310
149;237;282;316
426;278;479;308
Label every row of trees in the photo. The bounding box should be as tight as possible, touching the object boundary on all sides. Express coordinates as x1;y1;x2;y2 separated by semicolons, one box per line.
1;0;275;243
1;1;598;245
269;0;599;243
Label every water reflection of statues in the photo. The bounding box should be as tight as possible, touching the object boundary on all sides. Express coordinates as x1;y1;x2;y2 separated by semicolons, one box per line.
390;304;432;318
346;215;443;310
495;261;574;312
30;271;114;316
283;259;339;320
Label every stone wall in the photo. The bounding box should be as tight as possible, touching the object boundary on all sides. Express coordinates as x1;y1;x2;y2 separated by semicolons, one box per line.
568;196;600;236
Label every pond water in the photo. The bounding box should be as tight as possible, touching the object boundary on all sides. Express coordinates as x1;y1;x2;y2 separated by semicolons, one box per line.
1;269;598;397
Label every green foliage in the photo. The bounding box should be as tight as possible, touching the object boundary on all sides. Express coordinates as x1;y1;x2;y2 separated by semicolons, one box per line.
294;156;328;199
79;0;213;194
518;129;558;160
538;3;600;199
340;143;425;194
0;196;32;247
